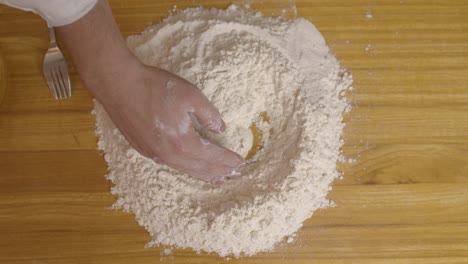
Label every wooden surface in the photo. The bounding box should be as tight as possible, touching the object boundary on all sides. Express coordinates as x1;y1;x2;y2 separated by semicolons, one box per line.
1;0;468;263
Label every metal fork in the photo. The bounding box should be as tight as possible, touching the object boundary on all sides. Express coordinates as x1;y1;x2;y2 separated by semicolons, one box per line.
43;27;71;99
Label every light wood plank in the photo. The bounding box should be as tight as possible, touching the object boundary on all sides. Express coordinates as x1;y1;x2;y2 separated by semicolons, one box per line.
0;150;109;192
0;186;467;263
1;0;468;263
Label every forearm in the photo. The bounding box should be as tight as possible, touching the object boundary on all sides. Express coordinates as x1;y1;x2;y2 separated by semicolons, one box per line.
54;0;243;181
55;0;139;101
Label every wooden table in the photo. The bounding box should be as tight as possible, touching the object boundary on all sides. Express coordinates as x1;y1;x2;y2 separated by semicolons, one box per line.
1;1;467;263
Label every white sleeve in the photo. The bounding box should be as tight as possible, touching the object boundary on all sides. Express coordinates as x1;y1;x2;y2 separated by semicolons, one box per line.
0;0;98;27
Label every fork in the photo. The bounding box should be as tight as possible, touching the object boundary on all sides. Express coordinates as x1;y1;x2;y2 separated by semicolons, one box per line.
43;27;71;99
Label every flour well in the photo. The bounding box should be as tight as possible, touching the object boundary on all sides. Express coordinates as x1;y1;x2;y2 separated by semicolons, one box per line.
94;5;352;257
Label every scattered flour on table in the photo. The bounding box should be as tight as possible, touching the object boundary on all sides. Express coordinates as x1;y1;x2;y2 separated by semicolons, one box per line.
365;4;373;19
93;5;352;258
365;43;372;51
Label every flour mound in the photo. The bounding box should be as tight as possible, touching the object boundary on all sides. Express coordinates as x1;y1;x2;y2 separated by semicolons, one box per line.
94;5;352;257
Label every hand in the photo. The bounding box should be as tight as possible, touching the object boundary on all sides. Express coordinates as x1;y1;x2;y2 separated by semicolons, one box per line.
98;63;244;183
55;0;244;183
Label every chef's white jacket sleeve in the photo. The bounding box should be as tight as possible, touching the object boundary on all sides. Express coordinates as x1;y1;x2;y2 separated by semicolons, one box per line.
0;0;98;27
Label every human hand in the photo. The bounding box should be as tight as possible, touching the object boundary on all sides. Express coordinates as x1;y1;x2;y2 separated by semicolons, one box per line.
55;0;243;183
97;63;244;184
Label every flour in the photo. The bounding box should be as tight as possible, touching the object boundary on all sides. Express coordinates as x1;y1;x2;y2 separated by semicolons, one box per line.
93;5;352;257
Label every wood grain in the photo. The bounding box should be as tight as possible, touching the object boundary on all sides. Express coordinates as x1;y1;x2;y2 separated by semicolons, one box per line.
1;0;468;263
0;51;5;105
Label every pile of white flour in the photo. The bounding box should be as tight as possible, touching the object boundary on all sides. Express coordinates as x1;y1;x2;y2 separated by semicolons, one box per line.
94;5;352;257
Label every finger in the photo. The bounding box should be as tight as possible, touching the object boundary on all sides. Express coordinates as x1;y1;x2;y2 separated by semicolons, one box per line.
186;87;226;134
160;152;239;183
181;130;244;168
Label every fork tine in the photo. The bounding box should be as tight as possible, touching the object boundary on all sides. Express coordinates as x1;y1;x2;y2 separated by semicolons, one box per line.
56;66;67;99
43;27;72;100
52;68;63;99
43;67;58;99
60;61;71;97
66;73;71;97
58;65;71;98
46;71;59;100
50;81;59;100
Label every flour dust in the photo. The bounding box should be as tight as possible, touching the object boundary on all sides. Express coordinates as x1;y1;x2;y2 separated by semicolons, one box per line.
93;5;352;258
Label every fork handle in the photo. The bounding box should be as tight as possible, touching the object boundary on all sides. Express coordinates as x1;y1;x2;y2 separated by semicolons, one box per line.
48;27;57;48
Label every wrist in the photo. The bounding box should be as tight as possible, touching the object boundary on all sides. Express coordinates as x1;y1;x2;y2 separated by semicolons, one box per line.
82;51;143;102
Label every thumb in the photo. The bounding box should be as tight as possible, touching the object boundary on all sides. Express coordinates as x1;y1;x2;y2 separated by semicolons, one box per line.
189;90;226;134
